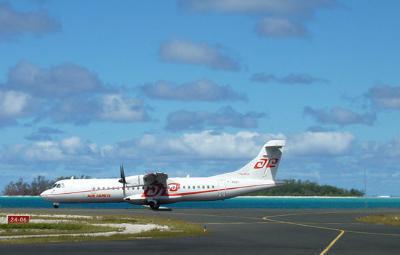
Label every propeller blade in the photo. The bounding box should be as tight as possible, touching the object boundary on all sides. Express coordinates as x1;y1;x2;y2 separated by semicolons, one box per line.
119;164;126;183
119;164;126;197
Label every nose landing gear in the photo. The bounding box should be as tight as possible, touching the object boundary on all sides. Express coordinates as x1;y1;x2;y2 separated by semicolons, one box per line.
53;203;60;209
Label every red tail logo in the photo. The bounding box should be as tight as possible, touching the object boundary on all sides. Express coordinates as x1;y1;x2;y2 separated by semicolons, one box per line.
254;156;279;169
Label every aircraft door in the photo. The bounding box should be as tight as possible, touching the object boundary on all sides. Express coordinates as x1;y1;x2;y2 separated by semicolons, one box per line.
218;180;226;199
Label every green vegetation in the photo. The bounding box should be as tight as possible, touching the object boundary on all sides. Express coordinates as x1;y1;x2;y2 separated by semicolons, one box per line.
2;175;89;196
248;179;364;196
357;214;400;226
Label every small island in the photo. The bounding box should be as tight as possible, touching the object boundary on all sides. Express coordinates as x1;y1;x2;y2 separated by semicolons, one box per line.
248;179;364;197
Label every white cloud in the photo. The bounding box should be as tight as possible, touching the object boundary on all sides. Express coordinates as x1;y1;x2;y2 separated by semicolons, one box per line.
366;85;400;109
256;17;307;38
304;106;376;126
251;72;327;84
0;130;356;165
100;94;148;122
4;136;97;163
3;131;400;196
361;137;400;160
179;0;335;17
7;61;104;97
141;79;244;101
288;131;354;155
24;141;65;161
0;61;150;126
0;2;61;40
179;0;337;39
61;137;83;154
175;131;273;158
0;90;30;117
159;40;239;70
166;107;265;131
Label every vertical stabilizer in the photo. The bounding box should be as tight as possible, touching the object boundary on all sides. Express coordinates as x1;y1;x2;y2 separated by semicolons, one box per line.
233;140;285;181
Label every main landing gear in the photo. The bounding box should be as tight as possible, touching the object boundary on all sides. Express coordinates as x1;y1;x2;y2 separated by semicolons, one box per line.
148;201;160;210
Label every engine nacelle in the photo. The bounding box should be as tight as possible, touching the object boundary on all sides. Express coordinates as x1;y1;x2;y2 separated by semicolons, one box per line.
125;172;168;186
125;175;145;186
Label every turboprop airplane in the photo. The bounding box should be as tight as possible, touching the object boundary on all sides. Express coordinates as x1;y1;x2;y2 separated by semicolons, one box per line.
40;140;285;210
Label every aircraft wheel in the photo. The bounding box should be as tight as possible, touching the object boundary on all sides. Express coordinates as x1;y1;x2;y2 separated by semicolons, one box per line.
53;203;59;209
149;202;160;210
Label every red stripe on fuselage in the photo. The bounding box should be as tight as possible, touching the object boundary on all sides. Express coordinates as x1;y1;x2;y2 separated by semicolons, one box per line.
45;184;271;198
44;189;94;196
167;184;268;197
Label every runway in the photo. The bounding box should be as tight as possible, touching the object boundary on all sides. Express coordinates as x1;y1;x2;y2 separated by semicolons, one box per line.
1;208;400;254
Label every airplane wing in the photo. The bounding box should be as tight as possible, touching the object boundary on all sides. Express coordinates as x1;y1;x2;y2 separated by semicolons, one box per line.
124;172;168;187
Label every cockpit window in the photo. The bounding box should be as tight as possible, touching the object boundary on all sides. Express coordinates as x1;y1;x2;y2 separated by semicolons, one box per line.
52;183;64;189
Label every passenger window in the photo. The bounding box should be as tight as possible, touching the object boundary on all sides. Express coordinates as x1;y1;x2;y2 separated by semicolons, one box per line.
193;186;195;189
202;185;205;189
212;185;215;188
207;185;210;189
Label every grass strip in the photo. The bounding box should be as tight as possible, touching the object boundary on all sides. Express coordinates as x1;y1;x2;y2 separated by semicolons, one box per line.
0;222;119;236
357;214;400;226
0;214;204;244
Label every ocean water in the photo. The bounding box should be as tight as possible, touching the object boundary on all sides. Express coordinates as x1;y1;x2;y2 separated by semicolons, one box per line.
1;196;400;209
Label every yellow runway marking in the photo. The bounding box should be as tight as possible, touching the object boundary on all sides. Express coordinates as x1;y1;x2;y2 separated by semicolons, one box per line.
320;229;345;255
263;215;345;254
262;211;400;254
144;210;400;237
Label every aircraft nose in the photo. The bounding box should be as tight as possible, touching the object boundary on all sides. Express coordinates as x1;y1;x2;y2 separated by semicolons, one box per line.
40;190;49;198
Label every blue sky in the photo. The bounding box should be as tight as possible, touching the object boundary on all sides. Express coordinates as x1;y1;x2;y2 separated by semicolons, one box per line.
0;0;399;195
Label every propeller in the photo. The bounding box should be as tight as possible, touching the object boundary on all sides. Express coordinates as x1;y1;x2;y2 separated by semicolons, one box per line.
119;164;127;196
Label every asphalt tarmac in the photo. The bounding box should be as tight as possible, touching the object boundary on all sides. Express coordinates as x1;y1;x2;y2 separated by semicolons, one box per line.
1;208;400;254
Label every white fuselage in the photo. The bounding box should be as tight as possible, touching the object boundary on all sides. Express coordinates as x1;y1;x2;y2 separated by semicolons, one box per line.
41;177;276;205
40;139;286;207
